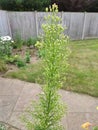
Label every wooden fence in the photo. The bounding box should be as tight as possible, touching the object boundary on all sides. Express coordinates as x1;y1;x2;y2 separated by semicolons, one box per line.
0;10;98;40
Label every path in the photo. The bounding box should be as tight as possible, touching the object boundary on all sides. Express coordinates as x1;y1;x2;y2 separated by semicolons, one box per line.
0;77;98;130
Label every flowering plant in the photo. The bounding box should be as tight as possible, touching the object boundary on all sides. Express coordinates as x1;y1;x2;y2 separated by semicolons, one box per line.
0;36;13;56
81;107;98;130
22;3;70;130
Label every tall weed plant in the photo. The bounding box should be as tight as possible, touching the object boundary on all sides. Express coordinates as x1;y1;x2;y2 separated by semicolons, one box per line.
23;4;70;130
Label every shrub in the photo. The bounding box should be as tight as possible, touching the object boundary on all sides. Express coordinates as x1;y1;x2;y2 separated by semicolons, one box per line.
0;0;50;11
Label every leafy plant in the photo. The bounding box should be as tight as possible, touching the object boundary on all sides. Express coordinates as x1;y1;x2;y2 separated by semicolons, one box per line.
4;55;20;64
25;51;30;63
22;4;70;130
0;123;6;130
16;58;26;68
26;37;38;47
35;41;45;58
0;59;7;73
0;36;13;57
14;34;24;50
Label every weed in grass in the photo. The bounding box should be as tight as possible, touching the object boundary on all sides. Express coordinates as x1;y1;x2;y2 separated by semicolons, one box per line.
26;37;39;47
14;34;24;50
25;51;30;63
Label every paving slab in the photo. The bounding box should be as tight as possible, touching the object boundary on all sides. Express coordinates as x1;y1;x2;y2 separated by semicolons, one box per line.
14;83;41;111
0;77;98;130
60;90;98;112
0;78;25;96
0;95;18;122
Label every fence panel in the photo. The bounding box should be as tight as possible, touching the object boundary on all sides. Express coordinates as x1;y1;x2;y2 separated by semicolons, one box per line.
1;11;98;40
0;10;11;36
62;12;71;36
8;12;37;39
68;13;84;40
84;13;98;39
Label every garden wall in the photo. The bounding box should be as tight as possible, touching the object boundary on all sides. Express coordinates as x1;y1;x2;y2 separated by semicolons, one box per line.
0;10;98;40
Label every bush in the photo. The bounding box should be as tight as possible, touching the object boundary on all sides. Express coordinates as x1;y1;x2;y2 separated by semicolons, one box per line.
0;0;50;11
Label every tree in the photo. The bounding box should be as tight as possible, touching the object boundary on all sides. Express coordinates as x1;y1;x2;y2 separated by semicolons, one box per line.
51;0;96;12
86;0;98;12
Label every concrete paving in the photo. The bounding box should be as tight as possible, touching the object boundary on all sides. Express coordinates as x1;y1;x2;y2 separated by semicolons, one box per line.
0;77;98;130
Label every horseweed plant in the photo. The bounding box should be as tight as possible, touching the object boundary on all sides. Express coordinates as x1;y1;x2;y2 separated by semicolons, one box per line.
22;4;70;130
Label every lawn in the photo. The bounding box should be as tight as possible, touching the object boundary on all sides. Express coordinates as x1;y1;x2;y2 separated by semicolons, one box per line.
5;39;98;97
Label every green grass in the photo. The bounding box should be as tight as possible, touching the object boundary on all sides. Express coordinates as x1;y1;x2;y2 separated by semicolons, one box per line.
5;61;44;84
5;39;98;97
0;59;8;73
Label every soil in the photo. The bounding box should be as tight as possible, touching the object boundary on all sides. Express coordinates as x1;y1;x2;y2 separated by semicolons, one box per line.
0;46;39;77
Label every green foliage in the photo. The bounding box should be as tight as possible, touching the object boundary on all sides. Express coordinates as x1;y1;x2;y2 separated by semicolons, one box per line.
0;37;12;57
5;62;44;83
23;4;69;130
25;51;30;63
26;37;38;47
0;0;50;11
4;55;20;64
93;126;98;130
0;59;7;73
0;124;6;130
14;34;24;50
16;58;26;68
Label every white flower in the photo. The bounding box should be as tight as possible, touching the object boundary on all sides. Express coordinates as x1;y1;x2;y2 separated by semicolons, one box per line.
1;36;7;41
11;40;14;43
0;36;12;41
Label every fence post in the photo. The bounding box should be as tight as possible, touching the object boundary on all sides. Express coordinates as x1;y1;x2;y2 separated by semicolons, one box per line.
82;12;86;40
35;11;38;37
